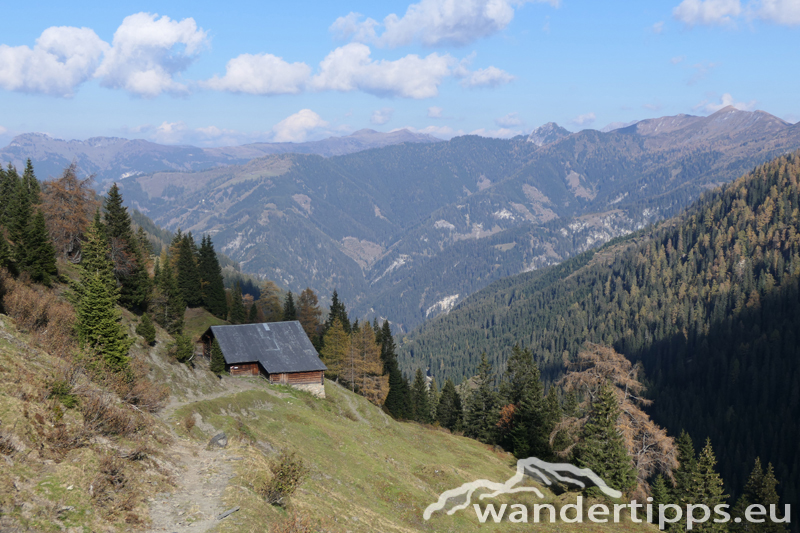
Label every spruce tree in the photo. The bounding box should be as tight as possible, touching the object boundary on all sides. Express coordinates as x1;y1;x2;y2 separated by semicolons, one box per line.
135;312;156;345
297;288;321;343
175;234;202;307
24;210;57;285
384;365;412;419
575;381;636;497
325;289;350;334
282;291;297;321
151;257;184;335
436;379;463;431
428;376;440;421
0;232;14;274
104;183;149;310
464;353;499;444
684;439;727;532
411;369;432;423
75;219;132;373
500;344;548;458
197;236;227;319
229;281;246;324
673;430;698;508
248;303;259;323
210;338;226;374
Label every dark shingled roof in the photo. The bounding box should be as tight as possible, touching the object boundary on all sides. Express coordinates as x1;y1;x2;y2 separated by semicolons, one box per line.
205;321;326;374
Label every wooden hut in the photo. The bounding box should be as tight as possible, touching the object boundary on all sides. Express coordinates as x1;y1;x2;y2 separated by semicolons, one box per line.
200;321;326;397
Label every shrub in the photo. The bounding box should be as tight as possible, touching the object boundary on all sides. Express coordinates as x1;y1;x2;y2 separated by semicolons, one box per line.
183;412;196;432
271;511;316;533
135;313;156;346
79;393;141;437
169;335;194;365
49;379;79;408
261;451;309;507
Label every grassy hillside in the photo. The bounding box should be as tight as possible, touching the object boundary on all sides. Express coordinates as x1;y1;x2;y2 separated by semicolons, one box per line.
168;378;658;533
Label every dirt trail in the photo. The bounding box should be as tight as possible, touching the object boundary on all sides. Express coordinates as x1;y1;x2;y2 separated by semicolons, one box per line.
146;377;262;532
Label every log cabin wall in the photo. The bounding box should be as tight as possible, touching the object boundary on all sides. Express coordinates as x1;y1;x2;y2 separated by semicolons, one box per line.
228;362;259;376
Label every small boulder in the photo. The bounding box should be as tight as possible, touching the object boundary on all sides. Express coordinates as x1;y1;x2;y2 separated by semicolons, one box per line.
208;432;228;449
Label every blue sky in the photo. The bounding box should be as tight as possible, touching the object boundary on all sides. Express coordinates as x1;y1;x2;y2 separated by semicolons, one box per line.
0;0;797;146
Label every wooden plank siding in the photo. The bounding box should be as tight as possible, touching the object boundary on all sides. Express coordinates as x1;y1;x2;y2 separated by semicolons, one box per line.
268;370;323;385
228;362;259;376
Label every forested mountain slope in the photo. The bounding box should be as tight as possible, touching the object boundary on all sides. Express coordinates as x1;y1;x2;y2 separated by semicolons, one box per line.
123;107;800;330
400;151;800;510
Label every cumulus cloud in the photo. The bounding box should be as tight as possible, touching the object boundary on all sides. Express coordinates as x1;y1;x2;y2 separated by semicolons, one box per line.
311;43;453;99
271;109;329;142
427;106;443;118
331;0;559;48
673;0;741;26
495;112;523;127
755;0;800;25
696;93;757;113
459;66;515;88
571;112;596;127
0;26;108;96
371;107;394;125
203;53;310;95
95;13;208;97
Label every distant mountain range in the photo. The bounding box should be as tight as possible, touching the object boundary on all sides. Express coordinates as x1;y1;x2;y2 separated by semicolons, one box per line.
70;106;796;332
3;107;798;332
0;129;442;182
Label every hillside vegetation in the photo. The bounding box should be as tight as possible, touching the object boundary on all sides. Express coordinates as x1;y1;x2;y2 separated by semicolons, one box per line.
401;151;800;512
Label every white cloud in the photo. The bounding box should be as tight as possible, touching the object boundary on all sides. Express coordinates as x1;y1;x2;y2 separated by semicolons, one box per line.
469;127;522;138
673;0;741;26
311;43;453;99
0;26;108;96
0;126;7;135
203;53;310;95
428;106;443;118
331;0;560;48
571;112;596;126
394;125;464;139
670;55;686;64
371;107;394;125
271;109;329;142
652;21;665;33
150;121;188;144
459;66;515;88
95;13;208;97
697;93;757;113
756;0;800;25
495;112;523;127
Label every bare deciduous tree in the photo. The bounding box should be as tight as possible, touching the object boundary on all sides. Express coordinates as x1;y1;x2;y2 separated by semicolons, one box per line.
41;164;98;263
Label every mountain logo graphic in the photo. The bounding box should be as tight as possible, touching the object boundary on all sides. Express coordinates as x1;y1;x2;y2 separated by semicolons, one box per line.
423;457;621;520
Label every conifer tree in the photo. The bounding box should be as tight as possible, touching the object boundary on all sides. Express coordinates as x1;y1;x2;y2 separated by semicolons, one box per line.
464;353;499;444
320;318;349;380
684;439;727;532
75;219;132;373
673;430;697;509
135;312;156;345
282;291;297;321
257;280;283;322
197;235;227;319
384;365;412;419
175;234;202;307
650;475;671;517
248;303;259;323
575;381;636;497
210;338;226;374
151;256;185;335
411;369;432;423
346;324;387;405
500;345;548;457
170;334;194;364
436;379;463;431
297;288;322;343
24;210;57;285
229;281;246;324
325;289;350;334
732;458;788;533
428;376;440;421
0;232;14;274
104;183;149;310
